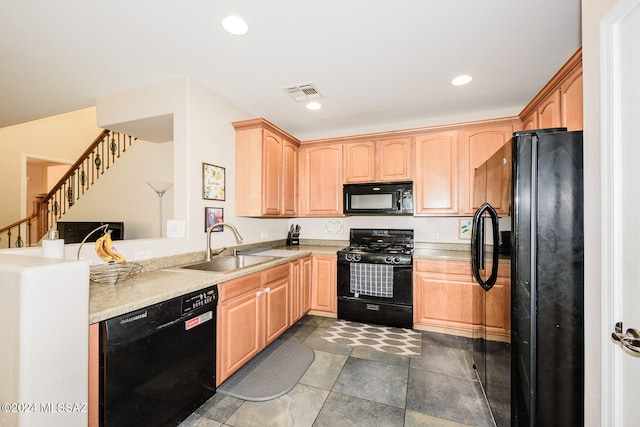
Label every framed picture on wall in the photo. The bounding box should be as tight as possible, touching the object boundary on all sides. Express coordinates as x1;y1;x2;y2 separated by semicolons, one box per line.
205;207;224;232
459;219;472;240
203;163;225;200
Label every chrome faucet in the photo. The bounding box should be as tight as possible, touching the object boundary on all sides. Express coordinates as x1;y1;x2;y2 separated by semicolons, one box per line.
206;222;244;262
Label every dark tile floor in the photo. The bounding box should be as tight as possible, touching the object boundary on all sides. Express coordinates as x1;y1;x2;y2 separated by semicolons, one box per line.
179;316;496;427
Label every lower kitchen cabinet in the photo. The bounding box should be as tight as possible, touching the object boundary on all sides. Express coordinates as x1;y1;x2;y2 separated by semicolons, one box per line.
310;254;337;315
217;263;290;385
262;264;290;343
413;258;510;339
290;256;312;324
216;272;261;386
88;323;99;427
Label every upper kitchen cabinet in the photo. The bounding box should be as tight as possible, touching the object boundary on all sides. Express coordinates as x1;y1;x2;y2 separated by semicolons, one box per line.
520;48;583;131
414;130;460;215
460;121;518;215
473;140;512;215
343;140;376;183
298;143;344;216
379;137;412;181
560;65;583;131
233;118;300;217
344;137;412;183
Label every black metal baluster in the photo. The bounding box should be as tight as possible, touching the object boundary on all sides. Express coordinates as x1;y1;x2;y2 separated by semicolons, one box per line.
67;175;75;207
110;133;117;163
26;219;32;247
16;226;23;248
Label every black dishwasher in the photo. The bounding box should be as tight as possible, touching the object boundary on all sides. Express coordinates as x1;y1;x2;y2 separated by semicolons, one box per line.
100;285;218;427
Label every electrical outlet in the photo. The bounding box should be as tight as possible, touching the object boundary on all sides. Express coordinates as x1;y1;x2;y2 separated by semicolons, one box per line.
432;230;440;240
134;250;152;260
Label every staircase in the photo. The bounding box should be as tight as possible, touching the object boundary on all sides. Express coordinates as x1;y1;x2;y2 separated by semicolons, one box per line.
0;130;136;249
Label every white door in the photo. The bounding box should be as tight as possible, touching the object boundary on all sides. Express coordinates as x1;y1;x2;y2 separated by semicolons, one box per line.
601;1;640;425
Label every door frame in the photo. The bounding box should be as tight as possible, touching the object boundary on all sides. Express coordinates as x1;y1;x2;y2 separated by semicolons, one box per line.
21;153;72;217
599;0;640;425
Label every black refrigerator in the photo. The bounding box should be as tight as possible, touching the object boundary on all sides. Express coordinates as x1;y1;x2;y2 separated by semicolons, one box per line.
471;128;584;426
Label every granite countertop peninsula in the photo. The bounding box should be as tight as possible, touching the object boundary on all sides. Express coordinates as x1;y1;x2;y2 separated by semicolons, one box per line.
89;240;347;324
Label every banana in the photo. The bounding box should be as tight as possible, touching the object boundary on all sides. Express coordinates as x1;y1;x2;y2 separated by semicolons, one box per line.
94;230;126;263
94;234;112;261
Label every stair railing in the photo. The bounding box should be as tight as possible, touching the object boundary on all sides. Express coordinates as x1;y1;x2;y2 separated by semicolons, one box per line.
0;130;136;249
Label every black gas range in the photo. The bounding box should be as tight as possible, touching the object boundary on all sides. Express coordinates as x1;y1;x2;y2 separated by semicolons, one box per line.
337;229;414;329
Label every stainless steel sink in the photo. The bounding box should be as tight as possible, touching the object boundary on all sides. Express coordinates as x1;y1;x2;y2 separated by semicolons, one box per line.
180;255;281;273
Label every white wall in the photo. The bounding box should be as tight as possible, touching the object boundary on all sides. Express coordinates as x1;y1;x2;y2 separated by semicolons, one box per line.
59;140;174;239
96;77;293;257
0;107;100;226
287;215;508;246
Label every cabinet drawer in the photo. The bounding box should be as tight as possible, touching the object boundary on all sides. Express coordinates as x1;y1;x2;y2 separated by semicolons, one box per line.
219;271;261;302
415;259;472;276
262;263;289;283
415;258;509;278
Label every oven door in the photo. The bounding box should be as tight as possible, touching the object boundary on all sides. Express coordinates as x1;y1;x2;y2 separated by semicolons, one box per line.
337;260;413;328
337;261;412;304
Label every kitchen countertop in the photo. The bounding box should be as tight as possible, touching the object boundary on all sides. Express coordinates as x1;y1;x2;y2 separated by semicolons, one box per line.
414;248;510;263
89;244;344;323
89;242;508;324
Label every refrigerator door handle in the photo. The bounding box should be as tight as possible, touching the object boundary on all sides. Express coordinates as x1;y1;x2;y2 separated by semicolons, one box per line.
471;203;500;291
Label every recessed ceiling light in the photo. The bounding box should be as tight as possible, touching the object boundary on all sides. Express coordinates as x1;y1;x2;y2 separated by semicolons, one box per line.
221;16;249;35
306;101;322;110
451;75;473;86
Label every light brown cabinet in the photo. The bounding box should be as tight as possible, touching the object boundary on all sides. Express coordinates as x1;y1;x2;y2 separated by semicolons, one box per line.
343;140;376;183
414;130;460;215
520;48;583;131
233;118;299;217
344;137;412;183
472;140;512;215
310;254;337;315
537;90;562;129
460;124;515;215
88;323;99;427
289;256;312;324
560;65;583;131
217;263;290;385
413;121;516;216
298;144;343;216
413;258;510;339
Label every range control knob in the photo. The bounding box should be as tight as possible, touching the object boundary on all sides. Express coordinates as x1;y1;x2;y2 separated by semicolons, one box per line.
346;253;361;262
384;256;402;264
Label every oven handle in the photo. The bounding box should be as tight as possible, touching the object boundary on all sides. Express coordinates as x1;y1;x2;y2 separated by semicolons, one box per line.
337;260;413;267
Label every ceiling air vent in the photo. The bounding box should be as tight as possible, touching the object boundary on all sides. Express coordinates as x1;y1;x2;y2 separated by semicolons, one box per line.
282;83;322;102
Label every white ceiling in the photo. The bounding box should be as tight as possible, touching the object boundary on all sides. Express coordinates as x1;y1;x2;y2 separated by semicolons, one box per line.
0;0;581;140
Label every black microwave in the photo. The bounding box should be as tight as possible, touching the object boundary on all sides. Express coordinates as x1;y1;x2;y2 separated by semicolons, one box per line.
343;181;414;215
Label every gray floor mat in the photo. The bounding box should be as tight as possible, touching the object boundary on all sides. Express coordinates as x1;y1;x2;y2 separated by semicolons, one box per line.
217;339;315;401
